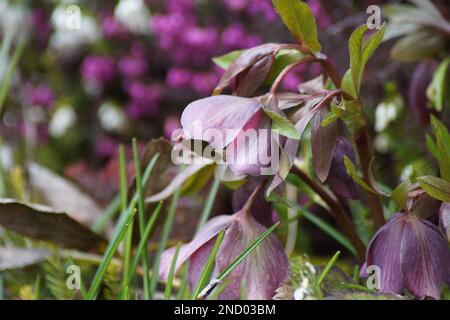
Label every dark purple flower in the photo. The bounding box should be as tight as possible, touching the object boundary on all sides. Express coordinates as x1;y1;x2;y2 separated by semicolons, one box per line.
80;55;116;88
166;67;192;89
25;84;55;108
160;189;288;299
440;202;450;242
325;136;359;199
364;212;450;299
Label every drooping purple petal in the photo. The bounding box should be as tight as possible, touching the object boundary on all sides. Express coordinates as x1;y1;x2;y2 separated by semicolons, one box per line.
181;95;261;149
439;202;450;241
159;214;235;280
215;43;280;94
215;211;288;300
235;54;274;97
225;109;272;176
326;136;359;199
400;216;450;300
365;213;407;294
188;237;218;290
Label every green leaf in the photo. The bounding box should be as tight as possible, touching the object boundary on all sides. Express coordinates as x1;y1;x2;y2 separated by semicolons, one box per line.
265;49;304;84
348;24;386;96
430;115;450;181
427;57;450;112
315;251;340;294
190;230;225;300
271;0;321;52
343;156;378;194
391;180;412;210
263;108;301;139
341;69;357;98
165;242;182;300
391;30;444;62
212;50;244;69
417;176;450;202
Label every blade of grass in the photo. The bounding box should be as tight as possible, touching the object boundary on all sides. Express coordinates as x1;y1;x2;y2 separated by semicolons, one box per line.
164;242;182;300
86;201;137;300
0;32;12;79
132;138;158;300
149;189;180;298
92;195;120;233
272;195;357;256
315;251;341;296
0;35;26;116
33;274;41;300
198;222;280;300
190;230;225;300
127;201;163;285
177;176;221;299
118;145;133;299
67;256;88;299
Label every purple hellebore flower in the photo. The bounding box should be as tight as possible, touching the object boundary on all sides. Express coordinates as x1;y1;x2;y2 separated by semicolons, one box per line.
325;136;359;200
180;95;273;176
159;190;288;299
364;212;450;299
118;44;148;78
439;202;450;242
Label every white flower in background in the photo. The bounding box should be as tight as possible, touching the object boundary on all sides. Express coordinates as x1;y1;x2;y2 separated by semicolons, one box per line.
0;2;30;38
0;144;13;171
374;95;403;132
49;106;77;138
114;0;151;35
98;101;127;133
49;4;100;58
400;164;414;182
374;133;390;153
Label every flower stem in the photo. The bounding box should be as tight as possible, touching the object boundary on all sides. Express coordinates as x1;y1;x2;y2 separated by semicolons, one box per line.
292;165;366;260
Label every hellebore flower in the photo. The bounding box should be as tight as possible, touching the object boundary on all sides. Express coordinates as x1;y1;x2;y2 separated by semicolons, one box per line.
440;202;449;242
159;190;289;300
364;212;450;299
180;95;274;176
325;136;359;199
214;43;282;97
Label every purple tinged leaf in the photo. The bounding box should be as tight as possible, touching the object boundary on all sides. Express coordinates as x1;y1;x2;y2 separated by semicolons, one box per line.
181;95;261;149
439;202;450;241
311;107;338;182
326;136;359;200
408;61;437;126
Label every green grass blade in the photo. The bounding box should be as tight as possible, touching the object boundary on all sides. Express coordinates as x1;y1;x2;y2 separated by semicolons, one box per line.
118;145;133;299
92;195;120;233
86;202;137;300
315;250;340;295
67;256;88;299
127;201;163;286
132;138;158;299
190;230;225;300
177;176;221;298
198;222;280;299
0;35;26;116
149;189;180;298
164;242;182;300
33;274;41;300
